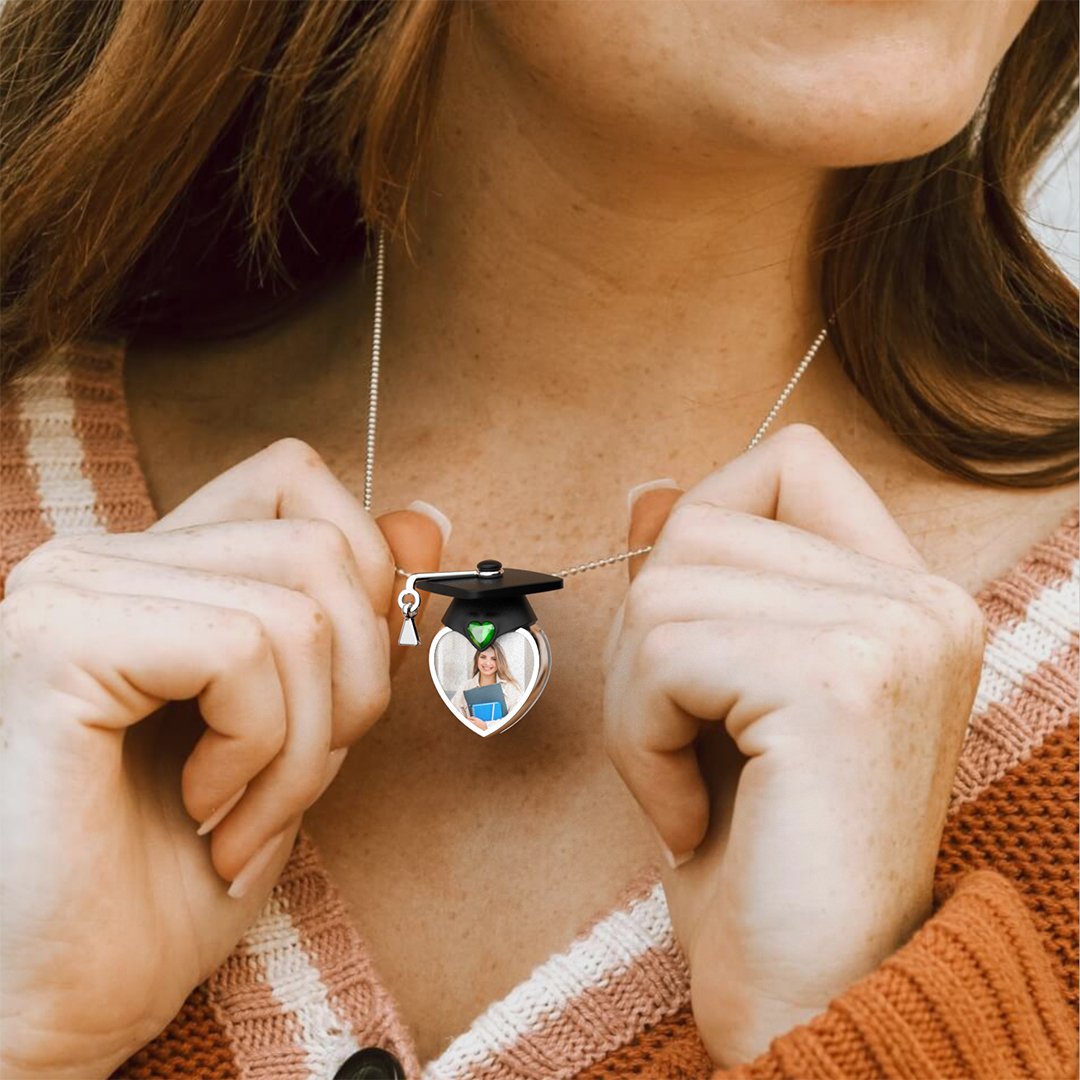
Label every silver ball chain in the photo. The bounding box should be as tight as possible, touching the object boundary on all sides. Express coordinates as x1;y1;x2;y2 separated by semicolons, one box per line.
362;227;833;579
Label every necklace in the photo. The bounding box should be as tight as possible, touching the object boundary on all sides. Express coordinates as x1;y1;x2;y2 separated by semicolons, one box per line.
364;227;833;737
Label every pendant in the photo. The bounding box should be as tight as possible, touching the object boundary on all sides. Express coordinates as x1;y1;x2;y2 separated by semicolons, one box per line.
396;560;564;737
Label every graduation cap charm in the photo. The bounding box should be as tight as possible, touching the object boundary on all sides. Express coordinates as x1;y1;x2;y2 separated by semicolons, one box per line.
396;560;564;737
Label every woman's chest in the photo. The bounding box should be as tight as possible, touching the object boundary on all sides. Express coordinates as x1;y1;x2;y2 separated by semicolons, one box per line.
125;364;1076;1060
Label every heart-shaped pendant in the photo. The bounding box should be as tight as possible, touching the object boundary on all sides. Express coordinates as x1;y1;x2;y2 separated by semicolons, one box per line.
429;624;551;737
396;561;563;736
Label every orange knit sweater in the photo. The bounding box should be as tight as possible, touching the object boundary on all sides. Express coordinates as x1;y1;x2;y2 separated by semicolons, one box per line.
2;341;1077;1080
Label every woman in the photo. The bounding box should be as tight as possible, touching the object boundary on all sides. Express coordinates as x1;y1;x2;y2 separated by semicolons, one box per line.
450;643;523;732
0;1;1076;1077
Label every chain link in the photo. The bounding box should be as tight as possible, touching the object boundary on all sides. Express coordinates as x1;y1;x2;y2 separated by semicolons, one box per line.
362;229;387;515
364;227;833;580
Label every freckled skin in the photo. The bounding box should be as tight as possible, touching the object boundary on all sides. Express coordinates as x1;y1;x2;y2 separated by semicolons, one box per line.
605;426;991;1064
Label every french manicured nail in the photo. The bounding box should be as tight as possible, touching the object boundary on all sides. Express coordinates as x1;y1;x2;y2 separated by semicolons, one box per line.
649;821;695;870
196;784;247;837
227;829;290;900
407;500;453;546
627;478;678;515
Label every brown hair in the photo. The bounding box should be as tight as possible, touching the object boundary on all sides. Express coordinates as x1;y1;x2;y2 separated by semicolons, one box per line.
2;0;1076;486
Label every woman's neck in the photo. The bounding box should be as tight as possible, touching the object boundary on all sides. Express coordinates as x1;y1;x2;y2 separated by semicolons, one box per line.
479;673;496;686
152;7;866;479
383;10;838;410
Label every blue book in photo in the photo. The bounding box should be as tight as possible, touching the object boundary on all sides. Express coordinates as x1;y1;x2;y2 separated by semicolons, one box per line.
464;684;506;722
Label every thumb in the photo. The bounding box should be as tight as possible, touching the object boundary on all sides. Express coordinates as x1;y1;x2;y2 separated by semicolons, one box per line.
604;479;683;673
626;479;683;581
375;500;451;675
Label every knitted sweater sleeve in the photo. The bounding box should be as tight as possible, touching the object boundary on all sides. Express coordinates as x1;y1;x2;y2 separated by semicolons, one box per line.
714;869;1078;1080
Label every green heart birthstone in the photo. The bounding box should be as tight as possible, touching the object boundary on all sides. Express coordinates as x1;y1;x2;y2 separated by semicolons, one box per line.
466;620;497;649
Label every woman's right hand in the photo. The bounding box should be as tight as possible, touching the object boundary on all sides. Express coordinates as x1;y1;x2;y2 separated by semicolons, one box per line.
0;438;445;1079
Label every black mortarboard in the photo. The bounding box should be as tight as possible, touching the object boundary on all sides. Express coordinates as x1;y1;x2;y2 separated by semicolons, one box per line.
416;560;564;645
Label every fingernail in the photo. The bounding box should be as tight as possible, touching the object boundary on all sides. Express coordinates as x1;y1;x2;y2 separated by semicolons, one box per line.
407;500;453;546
227;829;290;900
196;784;247;837
627;478;678;516
312;748;348;803
648;820;695;869
664;847;696;870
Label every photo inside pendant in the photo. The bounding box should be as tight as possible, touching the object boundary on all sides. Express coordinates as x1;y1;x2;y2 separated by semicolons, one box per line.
432;629;536;733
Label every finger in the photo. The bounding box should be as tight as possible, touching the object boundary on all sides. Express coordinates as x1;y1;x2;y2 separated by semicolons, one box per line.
606;617;819;861
647;505;927;594
37;520;388;747
620;563;908;649
678;425;925;570
609;564;977;862
627;482;684;582
376;501;449;675
25;553;333;865
149;438;396;613
224;814;303;904
604;484;682;671
604;616;711;863
3;582;287;883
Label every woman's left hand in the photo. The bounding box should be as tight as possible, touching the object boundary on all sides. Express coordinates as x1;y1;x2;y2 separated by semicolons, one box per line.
603;425;986;1067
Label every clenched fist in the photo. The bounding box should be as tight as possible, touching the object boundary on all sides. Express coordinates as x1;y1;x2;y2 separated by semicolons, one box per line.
0;438;444;1079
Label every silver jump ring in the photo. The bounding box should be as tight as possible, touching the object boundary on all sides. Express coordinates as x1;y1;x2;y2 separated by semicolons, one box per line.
397;588;421;614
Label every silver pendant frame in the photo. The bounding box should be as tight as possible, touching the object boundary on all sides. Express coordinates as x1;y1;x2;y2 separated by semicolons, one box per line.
428;625;553;738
